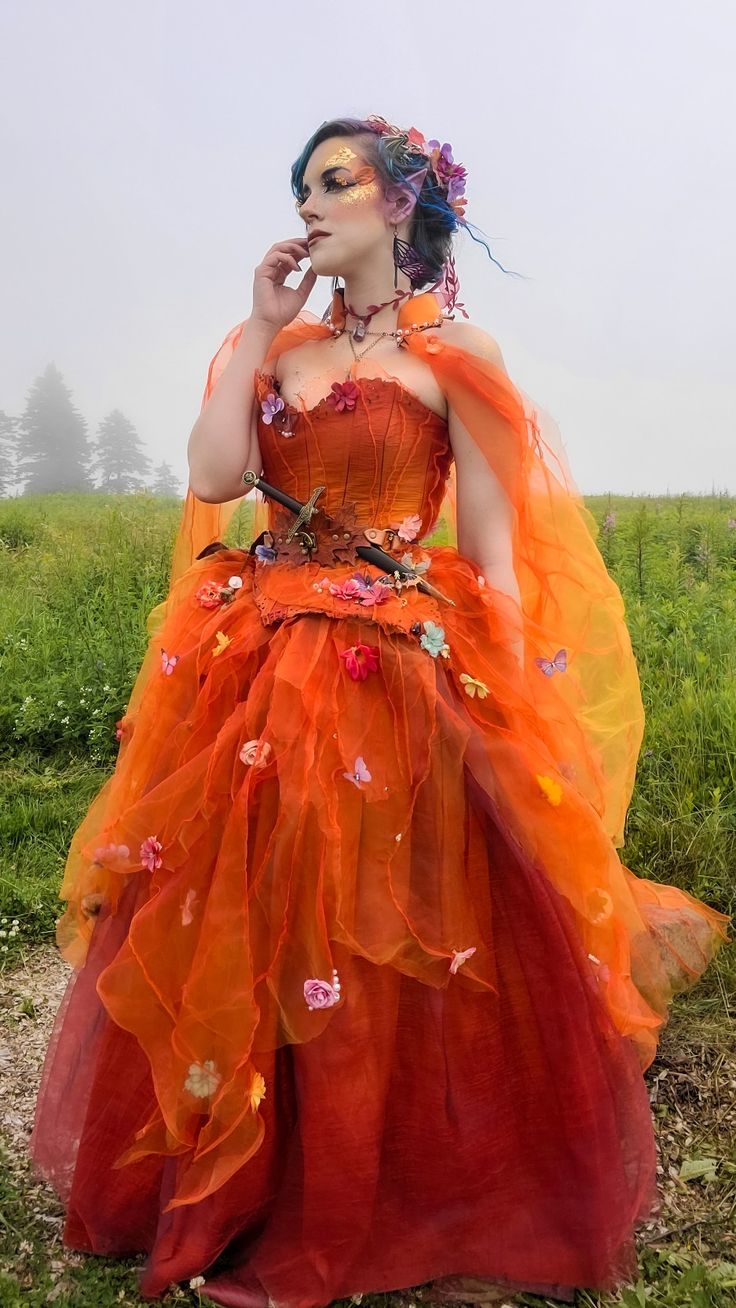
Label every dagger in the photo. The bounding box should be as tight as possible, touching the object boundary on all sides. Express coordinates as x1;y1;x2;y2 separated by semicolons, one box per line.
241;469;455;607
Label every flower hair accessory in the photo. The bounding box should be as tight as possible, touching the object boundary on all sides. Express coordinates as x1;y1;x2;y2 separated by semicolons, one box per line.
365;115;468;222
364;115;470;316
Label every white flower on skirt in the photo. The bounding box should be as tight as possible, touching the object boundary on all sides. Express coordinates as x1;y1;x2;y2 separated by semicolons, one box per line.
184;1059;221;1098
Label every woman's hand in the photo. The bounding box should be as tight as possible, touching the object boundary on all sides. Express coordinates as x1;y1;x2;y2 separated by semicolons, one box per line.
251;237;318;334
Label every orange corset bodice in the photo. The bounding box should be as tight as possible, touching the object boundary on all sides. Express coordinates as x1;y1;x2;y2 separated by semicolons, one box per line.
254;370;453;539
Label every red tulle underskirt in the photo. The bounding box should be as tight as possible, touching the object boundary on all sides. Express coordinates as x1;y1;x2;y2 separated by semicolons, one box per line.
31;770;660;1307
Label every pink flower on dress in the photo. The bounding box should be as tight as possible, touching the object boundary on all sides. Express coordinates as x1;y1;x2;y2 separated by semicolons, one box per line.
329;573;392;607
140;835;163;872
115;718;127;740
328;576;368;602
357;581;392;606
450;946;477;974
260;392;285;424
239;738;272;768
328;380;360;412
395;513;423;542
339;643;380;680
92;841;130;867
304;969;342;1010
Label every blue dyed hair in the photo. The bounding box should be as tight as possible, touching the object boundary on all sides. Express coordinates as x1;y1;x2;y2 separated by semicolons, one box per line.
290;117;516;289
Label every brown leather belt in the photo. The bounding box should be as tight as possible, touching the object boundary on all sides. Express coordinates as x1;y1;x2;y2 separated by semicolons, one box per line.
262;503;417;569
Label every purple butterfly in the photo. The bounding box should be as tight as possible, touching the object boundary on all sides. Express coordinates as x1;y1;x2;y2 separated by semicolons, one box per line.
534;648;567;677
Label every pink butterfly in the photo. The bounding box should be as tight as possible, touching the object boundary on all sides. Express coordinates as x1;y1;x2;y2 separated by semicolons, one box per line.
534;648;567;677
343;756;372;788
160;649;180;675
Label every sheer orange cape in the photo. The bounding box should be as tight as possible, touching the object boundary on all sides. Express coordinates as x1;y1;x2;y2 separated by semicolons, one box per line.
55;290;731;1213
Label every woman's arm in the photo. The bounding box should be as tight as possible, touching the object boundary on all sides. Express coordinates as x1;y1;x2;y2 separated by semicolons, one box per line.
445;324;525;671
188;236;316;504
187;319;275;504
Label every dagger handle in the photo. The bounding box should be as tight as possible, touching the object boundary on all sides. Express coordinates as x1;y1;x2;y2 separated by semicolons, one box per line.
241;469;304;517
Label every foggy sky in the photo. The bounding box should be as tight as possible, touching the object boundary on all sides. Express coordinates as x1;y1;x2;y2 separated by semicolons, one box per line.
1;0;734;496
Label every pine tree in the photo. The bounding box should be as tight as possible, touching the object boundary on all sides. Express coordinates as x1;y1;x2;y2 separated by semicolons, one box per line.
152;461;183;497
94;409;152;493
18;364;93;493
0;411;20;497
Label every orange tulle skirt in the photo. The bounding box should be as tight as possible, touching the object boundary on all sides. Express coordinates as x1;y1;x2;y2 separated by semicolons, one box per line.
29;541;729;1304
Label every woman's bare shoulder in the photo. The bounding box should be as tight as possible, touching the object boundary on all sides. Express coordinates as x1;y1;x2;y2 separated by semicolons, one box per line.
439;319;508;372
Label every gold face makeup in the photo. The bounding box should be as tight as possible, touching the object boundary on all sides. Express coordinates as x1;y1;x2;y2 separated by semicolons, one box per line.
323;145;357;169
334;162;379;205
297;142;381;215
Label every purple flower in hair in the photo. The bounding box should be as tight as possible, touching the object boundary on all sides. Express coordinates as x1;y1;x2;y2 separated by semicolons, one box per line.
427;140;467;201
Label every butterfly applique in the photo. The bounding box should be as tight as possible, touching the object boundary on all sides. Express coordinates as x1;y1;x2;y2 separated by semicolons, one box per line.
160;649;180;675
534;648;567;677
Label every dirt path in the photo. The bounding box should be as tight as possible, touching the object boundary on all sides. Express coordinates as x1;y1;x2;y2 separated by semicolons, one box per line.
1;946;735;1305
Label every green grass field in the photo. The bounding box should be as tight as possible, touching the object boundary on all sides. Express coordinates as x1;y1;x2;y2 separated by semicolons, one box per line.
0;491;735;1307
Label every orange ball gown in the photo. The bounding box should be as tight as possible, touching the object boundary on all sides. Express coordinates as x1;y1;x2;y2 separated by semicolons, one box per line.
30;292;731;1306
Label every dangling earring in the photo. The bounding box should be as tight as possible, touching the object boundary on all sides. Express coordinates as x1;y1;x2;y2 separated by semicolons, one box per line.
392;223;431;289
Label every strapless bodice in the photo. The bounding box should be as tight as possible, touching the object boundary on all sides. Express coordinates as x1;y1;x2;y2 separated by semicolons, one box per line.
255;370;453;538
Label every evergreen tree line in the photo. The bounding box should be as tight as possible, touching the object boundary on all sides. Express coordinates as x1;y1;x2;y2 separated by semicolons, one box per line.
0;362;182;498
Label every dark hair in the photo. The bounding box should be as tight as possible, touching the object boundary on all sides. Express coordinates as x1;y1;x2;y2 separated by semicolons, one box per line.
291;118;463;289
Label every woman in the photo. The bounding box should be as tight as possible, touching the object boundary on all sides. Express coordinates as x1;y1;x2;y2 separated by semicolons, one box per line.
30;115;731;1307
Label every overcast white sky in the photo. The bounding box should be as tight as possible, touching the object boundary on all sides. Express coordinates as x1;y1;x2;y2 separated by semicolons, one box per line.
1;0;734;495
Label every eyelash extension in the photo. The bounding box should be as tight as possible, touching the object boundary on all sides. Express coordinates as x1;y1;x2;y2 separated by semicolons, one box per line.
296;177;354;207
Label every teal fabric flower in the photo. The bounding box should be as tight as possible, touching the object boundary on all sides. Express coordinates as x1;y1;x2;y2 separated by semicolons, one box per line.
419;621;450;659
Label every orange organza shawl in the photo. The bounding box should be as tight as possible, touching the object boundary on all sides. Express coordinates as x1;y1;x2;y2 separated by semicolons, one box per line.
162;292;643;852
